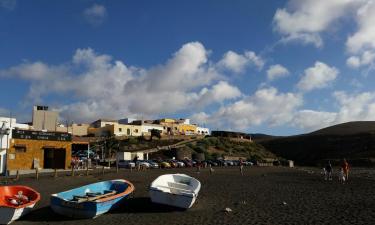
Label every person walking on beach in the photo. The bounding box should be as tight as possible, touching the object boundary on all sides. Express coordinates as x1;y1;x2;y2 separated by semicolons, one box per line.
325;161;333;180
239;158;244;176
342;159;350;181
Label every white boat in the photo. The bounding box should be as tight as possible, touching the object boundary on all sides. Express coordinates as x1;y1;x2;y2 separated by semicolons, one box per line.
149;174;201;209
0;186;40;224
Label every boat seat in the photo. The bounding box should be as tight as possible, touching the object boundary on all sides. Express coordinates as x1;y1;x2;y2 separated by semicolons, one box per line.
85;192;102;197
167;182;191;190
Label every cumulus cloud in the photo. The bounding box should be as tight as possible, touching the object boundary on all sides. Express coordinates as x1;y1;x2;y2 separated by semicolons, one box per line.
217;50;264;73
292;110;337;131
297;61;339;92
346;1;375;54
292;91;375;131
273;0;361;47
83;4;107;26
0;42;244;122
266;64;290;81
346;51;375;68
192;87;303;131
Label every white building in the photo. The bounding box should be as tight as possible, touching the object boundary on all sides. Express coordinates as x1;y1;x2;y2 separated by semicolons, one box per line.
118;118;136;125
0;117;31;175
196;126;210;135
140;123;164;136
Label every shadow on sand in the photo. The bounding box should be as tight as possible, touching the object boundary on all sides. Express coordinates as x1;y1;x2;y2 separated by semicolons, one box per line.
111;197;185;214
20;206;76;222
21;197;183;222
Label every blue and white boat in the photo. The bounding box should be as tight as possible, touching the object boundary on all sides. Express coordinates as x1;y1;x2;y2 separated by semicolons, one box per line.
50;179;134;218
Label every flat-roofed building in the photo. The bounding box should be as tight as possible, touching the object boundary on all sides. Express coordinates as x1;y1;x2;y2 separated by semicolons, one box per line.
32;105;59;131
7;129;72;173
90;119;118;128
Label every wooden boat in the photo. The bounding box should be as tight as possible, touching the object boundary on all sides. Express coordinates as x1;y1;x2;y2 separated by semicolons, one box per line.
149;174;201;209
50;179;134;218
0;186;41;224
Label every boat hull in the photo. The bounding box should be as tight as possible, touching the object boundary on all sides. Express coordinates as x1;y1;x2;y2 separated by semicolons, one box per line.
50;194;128;218
149;189;196;209
50;179;134;218
0;203;36;224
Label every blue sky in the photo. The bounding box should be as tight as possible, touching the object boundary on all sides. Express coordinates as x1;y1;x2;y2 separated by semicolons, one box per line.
1;0;375;135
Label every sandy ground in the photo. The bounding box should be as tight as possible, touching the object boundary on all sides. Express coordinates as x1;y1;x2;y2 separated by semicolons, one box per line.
3;166;375;225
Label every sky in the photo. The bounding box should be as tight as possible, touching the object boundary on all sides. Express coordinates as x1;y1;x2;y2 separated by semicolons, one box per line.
1;0;375;135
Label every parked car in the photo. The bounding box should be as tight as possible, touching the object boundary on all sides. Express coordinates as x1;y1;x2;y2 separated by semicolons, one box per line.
225;160;234;166
244;161;254;166
118;160;135;168
136;160;151;168
147;160;159;168
160;161;171;168
181;159;192;167
204;160;218;167
166;160;178;168
214;159;227;166
175;161;185;167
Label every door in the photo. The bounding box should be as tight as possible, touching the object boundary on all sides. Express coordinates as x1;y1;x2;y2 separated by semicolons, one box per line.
44;148;66;169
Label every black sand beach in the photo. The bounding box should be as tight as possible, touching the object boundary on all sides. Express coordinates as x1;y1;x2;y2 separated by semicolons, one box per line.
7;167;375;225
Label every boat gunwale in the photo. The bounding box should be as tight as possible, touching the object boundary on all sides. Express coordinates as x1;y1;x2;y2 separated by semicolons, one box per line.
0;185;41;209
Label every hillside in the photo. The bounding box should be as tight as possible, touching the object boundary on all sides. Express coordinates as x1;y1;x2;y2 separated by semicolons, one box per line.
257;121;375;166
309;121;375;136
186;136;277;161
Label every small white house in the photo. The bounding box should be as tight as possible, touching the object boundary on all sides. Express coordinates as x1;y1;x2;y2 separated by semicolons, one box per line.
117;152;144;161
0;117;31;175
196;126;210;135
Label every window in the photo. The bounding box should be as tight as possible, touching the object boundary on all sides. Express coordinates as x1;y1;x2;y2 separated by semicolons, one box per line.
134;129;138;133
175;127;177;130
127;129;131;135
15;146;26;153
119;128;122;132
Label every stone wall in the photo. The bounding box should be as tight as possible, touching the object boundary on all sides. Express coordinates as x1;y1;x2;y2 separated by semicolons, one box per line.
7;139;71;171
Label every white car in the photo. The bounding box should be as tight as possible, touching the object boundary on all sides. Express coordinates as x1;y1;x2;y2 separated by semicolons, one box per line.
176;161;185;167
118;160;135;168
137;161;151;168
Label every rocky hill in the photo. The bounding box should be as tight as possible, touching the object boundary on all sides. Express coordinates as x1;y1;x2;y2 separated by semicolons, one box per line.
256;121;375;166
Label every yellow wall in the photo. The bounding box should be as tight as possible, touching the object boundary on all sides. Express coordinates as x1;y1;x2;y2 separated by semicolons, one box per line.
7;139;72;171
178;124;197;134
160;118;175;123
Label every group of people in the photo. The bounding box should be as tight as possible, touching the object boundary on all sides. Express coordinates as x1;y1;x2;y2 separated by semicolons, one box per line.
324;159;350;183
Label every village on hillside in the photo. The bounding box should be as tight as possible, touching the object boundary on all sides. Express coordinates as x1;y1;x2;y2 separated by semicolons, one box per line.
0;105;214;175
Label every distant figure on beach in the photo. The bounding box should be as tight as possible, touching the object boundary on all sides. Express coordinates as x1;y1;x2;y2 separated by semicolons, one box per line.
338;168;346;183
341;159;350;181
209;164;214;174
325;161;332;180
239;159;244;176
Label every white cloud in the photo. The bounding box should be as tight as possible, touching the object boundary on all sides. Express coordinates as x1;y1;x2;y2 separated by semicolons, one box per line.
333;91;375;122
292;110;337;131
293;91;375;131
297;61;339;92
266;64;290;81
83;4;107;26
217;50;264;73
346;50;375;68
346;1;375;53
273;0;360;47
0;42;244;123
0;0;16;10
192;87;303;131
